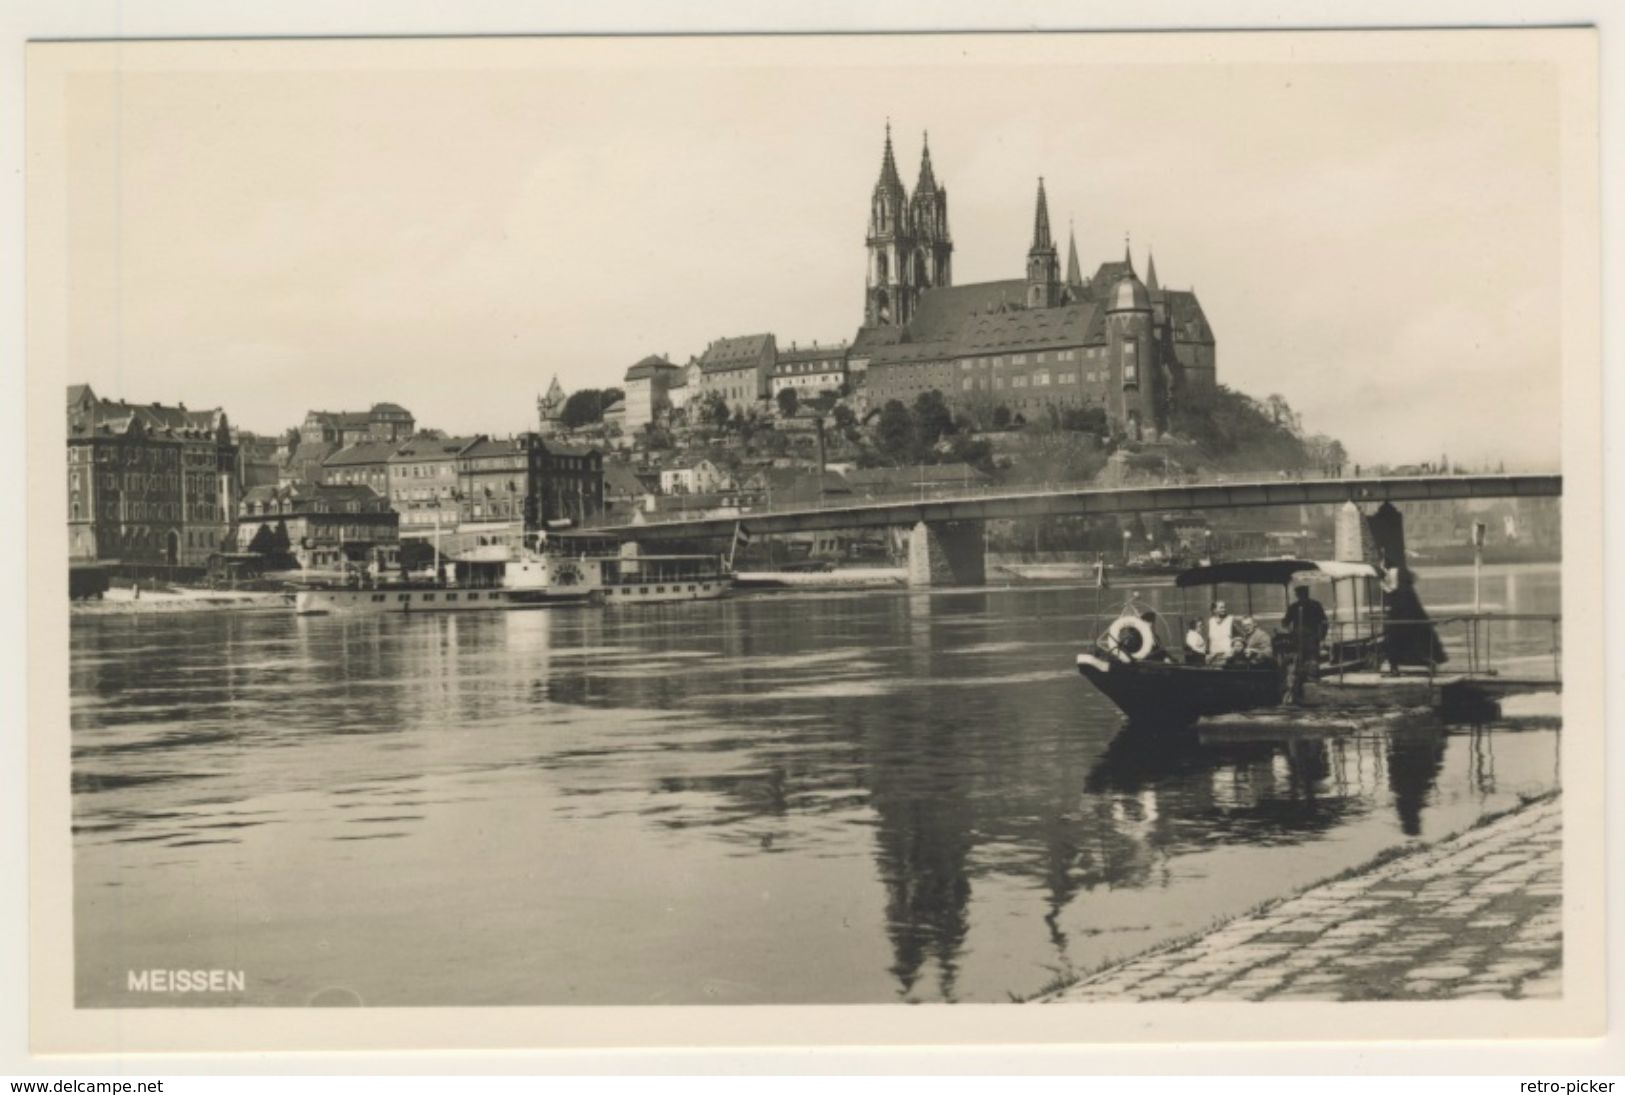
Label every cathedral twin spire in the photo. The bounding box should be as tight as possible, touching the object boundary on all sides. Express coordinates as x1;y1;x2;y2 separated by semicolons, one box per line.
865;123;953;327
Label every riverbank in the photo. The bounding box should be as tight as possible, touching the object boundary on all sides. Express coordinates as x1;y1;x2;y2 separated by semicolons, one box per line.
70;587;291;615
1037;792;1561;1003
732;567;906;590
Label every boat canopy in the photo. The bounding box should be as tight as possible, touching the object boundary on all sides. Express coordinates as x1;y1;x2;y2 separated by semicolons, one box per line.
1174;558;1384;588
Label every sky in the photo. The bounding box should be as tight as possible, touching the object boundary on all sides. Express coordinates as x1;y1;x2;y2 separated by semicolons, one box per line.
51;36;1568;468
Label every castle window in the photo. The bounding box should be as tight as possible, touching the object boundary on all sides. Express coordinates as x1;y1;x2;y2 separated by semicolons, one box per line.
962;378;974;391
1012;354;1027;365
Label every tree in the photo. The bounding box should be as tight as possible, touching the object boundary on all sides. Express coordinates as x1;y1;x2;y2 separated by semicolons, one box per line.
912;389;955;448
558;388;627;429
246;523;276;555
776;386;799;418
1061;405;1109;434
991;405;1013;430
831;403;857;436
695;391;731;431
875;400;918;465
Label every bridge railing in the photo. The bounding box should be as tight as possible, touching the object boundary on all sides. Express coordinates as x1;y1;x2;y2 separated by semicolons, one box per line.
590;465;1559;531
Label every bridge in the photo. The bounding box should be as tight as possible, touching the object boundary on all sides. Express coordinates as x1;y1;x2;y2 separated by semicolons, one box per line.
600;472;1562;587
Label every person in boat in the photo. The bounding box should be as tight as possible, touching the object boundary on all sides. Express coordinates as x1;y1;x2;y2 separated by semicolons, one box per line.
1383;566;1447;673
1184;618;1208;665
1280;584;1329;699
1205;601;1235;663
1234;615;1275;664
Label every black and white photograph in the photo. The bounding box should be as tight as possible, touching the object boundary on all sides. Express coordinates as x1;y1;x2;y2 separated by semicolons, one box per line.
19;24;1607;1058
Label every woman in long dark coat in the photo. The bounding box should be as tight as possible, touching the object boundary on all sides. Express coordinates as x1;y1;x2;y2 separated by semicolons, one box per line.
1384;567;1447;672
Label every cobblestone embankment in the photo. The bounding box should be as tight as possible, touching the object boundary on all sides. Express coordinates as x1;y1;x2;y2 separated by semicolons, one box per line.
1044;794;1561;1003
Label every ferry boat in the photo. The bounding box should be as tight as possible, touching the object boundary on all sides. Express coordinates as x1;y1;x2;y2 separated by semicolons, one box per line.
294;532;732;615
545;531;733;605
292;541;583;615
1075;558;1387;729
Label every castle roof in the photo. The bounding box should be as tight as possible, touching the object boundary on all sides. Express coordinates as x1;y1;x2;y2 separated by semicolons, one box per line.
1165;289;1215;344
1108;274;1152;313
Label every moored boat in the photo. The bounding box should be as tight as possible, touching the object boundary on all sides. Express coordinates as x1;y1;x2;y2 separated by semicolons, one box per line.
1075;558;1387;729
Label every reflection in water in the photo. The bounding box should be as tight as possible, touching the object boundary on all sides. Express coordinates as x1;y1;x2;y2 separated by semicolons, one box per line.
70;566;1562;1006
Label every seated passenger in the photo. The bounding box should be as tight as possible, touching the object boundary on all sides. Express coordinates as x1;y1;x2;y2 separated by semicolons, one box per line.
1184;619;1208;665
1206;601;1235;664
1234;615;1276;665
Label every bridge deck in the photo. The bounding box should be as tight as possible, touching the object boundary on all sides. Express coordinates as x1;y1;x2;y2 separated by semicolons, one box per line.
601;473;1561;541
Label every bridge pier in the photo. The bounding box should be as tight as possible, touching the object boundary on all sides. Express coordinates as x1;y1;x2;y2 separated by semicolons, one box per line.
906;520;986;588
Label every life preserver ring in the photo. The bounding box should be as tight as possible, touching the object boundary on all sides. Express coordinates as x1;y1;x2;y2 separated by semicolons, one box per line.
1105;615;1156;662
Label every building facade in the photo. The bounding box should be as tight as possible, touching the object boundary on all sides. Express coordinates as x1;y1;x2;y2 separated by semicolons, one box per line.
851;130;1215;437
300;403;416;447
769;342;849;400
388;435;479;537
697;334;776;412
236;482;399;572
319;439;401;501
67;384;238;568
659;458;729;496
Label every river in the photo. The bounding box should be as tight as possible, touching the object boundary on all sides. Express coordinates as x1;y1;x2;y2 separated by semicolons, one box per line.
70;562;1561;1006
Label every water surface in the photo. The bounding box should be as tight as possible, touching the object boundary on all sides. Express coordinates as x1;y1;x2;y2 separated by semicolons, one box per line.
71;563;1562;1005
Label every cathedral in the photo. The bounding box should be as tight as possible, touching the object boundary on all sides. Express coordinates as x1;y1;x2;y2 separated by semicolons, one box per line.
852;127;1216;439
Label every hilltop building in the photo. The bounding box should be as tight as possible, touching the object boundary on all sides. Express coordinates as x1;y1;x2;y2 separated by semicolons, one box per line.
66;384;238;569
770;342;849;402
622;355;684;433
851;129;1216;438
300;403;415;447
697;334;776;413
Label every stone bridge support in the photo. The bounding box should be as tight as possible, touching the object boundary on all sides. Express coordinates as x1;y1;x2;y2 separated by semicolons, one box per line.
906;520;986;587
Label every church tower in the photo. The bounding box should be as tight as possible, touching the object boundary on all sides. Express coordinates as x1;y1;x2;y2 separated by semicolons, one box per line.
865;124;915;327
907;132;953;291
1025;178;1061;310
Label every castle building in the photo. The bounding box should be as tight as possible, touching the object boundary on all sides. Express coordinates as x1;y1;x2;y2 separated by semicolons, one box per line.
851;130;1215;437
66;384;238;569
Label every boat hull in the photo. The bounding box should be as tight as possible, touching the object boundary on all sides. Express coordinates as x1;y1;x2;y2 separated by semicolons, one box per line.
1076;653;1286;729
293;587;588;615
597;576;732;604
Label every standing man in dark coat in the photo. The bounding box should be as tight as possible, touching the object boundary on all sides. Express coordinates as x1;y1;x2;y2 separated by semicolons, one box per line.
1281;584;1329;701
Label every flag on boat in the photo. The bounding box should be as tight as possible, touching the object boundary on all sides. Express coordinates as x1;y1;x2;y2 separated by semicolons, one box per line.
733;523;752;548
